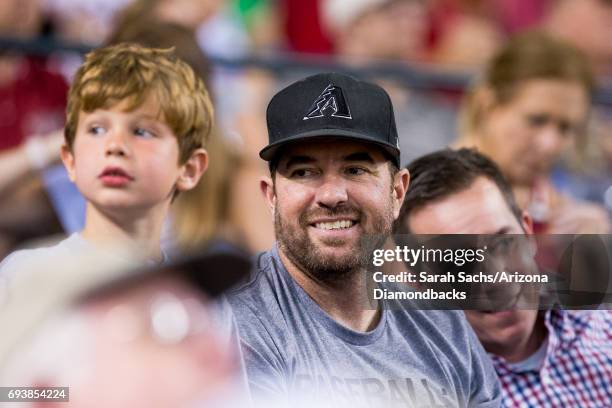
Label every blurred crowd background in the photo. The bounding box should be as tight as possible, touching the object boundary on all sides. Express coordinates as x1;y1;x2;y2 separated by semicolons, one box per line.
1;0;612;260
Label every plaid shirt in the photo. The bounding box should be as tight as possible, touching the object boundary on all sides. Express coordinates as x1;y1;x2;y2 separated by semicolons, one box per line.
490;309;612;408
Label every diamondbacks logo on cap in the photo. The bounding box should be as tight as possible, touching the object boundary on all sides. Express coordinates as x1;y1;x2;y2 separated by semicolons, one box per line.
303;84;352;120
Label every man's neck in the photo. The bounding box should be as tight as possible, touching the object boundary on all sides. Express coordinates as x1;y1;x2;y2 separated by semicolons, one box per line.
278;248;380;333
81;202;169;263
492;314;548;363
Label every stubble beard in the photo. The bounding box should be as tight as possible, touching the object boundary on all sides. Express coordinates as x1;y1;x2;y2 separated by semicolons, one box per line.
275;202;394;286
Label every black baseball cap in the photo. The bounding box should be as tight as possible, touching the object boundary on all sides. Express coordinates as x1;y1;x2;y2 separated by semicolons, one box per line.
260;72;401;167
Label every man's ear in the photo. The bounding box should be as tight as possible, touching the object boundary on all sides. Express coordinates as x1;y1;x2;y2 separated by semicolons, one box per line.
521;210;534;235
392;168;410;219
260;176;276;215
520;210;539;258
176;148;208;192
60;144;76;182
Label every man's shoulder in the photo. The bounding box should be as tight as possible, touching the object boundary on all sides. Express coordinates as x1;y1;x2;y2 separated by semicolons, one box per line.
227;250;282;305
552;309;612;338
227;250;294;329
226;249;296;356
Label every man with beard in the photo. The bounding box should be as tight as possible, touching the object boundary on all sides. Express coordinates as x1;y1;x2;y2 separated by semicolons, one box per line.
227;73;501;407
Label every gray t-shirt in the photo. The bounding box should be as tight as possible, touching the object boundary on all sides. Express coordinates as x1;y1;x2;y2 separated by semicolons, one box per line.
227;247;502;408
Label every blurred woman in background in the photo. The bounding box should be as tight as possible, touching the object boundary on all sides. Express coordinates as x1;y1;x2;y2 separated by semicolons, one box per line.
457;31;610;233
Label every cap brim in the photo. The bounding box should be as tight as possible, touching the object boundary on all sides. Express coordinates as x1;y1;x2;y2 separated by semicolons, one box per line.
260;130;400;166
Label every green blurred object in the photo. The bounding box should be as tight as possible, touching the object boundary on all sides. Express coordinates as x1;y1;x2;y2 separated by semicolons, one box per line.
235;0;270;27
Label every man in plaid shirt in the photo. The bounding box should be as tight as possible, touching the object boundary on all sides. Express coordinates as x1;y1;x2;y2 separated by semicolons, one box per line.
397;148;612;407
491;309;611;407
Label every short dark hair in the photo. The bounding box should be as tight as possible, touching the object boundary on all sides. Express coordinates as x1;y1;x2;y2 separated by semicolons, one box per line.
395;148;523;233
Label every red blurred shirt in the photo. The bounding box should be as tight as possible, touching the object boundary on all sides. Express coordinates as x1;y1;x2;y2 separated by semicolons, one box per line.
280;0;333;54
0;57;68;151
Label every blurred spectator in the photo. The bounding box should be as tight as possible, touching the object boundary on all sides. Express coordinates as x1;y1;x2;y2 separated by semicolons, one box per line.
108;20;212;92
320;0;458;164
0;132;71;245
540;0;612;217
494;0;552;34
44;0;131;45
0;57;67;151
0;130;62;197
457;31;610;234
0;0;67;151
115;0;251;59
116;0;224;31
233;0;282;51
0;244;251;408
549;106;612;216
0;0;68;257
0;172;63;259
543;0;612;75
170;127;244;252
321;0;429;61
428;0;504;69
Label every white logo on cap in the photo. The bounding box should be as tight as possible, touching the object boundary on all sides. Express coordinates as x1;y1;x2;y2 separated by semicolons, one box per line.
303;84;352;120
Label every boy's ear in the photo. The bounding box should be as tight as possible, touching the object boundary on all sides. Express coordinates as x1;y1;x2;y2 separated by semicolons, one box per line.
60;144;76;182
176;148;209;191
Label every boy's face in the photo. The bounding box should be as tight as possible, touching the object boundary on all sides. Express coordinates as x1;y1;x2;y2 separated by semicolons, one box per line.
62;97;206;215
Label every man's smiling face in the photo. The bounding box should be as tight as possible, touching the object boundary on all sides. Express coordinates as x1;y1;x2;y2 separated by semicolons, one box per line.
263;139;408;283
